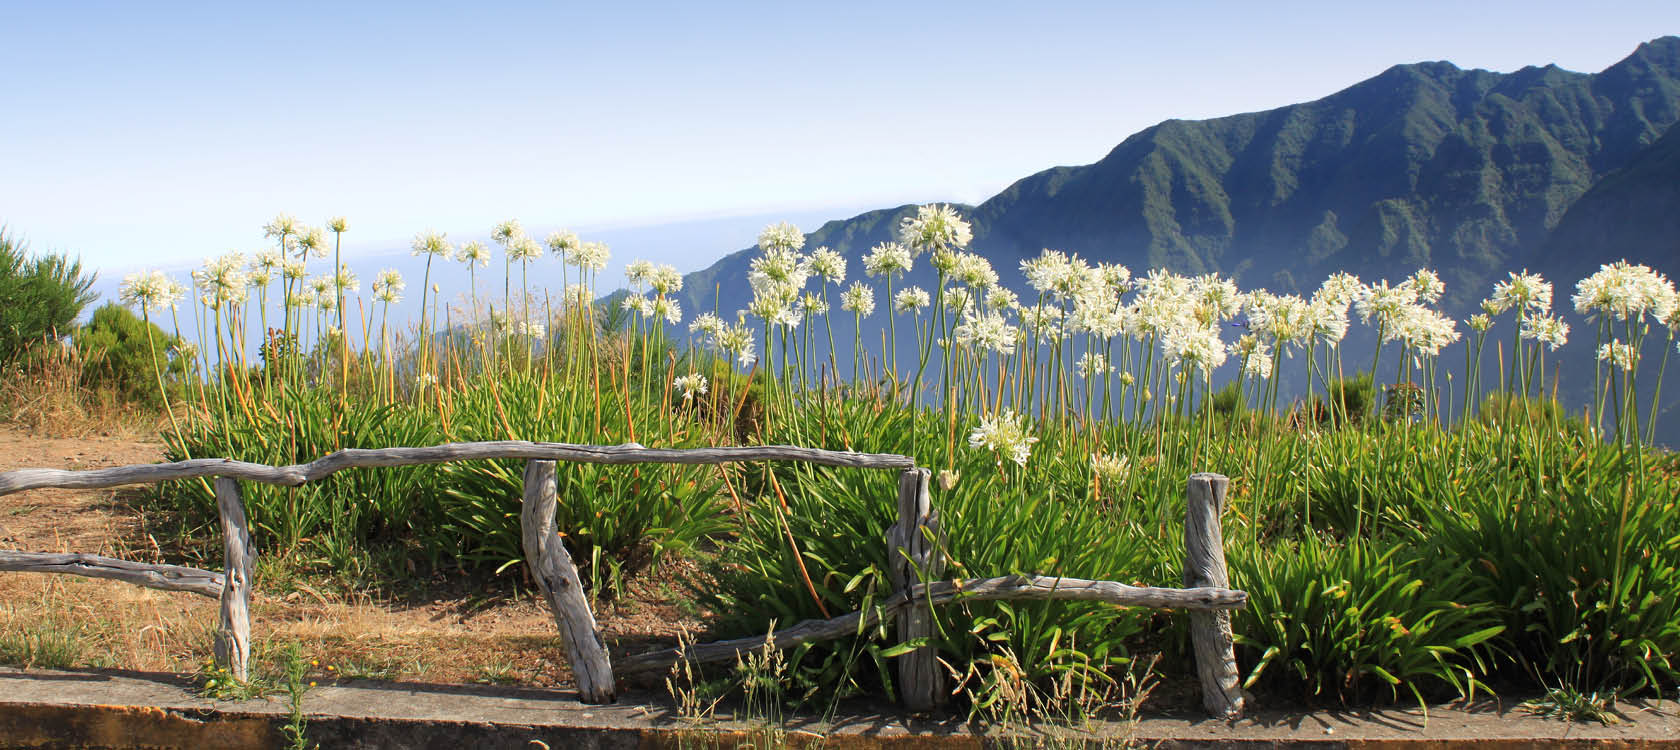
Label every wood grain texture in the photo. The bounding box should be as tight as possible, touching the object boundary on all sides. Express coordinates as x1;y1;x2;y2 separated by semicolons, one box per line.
887;467;946;712
521;460;616;704
0;442;915;497
618;574;1246;674
1184;472;1245;719
0;550;223;597
212;478;254;682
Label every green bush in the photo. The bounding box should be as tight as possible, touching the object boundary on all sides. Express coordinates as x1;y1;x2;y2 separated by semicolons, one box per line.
1421;445;1680;694
1475;392;1588;436
72;303;184;403
0;228;97;366
1231;536;1504;706
1313;372;1374;427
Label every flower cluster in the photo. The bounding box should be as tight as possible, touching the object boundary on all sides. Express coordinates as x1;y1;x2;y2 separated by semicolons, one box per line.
967;409;1038;467
673;373;709;401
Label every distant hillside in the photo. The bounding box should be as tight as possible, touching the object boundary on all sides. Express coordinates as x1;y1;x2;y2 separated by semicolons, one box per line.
1535;121;1680;284
675;37;1680;318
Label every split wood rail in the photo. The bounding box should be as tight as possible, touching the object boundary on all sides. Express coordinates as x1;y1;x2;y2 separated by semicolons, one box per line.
0;442;1249;718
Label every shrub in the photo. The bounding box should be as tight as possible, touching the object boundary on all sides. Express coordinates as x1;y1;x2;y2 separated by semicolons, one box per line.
1312;372;1374;427
72;303;184;404
0;228;97;366
1231;536;1504;706
1420;445;1680;695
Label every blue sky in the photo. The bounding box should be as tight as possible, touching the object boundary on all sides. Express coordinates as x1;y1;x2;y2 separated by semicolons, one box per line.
3;1;1676;275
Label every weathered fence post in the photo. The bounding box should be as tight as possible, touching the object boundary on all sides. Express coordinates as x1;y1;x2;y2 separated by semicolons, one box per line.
521;459;615;704
212;477;253;681
888;467;945;712
1184;472;1244;719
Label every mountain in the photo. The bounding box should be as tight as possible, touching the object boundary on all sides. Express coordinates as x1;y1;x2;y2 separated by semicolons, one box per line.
1534;121;1680;285
674;37;1680;318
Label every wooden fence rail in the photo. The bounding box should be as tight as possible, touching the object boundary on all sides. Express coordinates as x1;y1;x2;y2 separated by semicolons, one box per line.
0;440;1247;717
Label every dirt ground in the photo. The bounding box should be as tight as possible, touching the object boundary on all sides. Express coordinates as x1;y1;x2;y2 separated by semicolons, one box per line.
0;425;704;690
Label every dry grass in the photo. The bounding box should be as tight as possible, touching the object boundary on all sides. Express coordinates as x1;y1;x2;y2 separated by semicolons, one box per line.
0;420;709;690
0;342;164;439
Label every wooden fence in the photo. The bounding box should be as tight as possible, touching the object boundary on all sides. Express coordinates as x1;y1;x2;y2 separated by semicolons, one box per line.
0;441;1248;718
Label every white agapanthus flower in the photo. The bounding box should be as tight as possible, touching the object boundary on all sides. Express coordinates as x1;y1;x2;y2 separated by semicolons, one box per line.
547;230;581;260
372;269;404;303
457;240;492;267
673;373;709;401
1308;300;1351;345
840;282;875;315
651;297;683;325
689;312;725;339
1572;261;1677;323
332;264;359;294
942;286;974;315
1468;313;1494;333
1163;325;1228;374
968;409;1038;467
508;235;543;262
714;320;758;367
895;287;931;313
281;259;307;281
1096;263;1132;296
491;219;524;247
1247;292;1311;349
1383;305;1460;356
118;270;184;312
1075;352;1112;378
757;222;805;253
412;230;452;258
950;252;998;289
248;251;282;286
1520;313;1570;351
797;291;828;317
985;286;1020;312
1487;270;1553;315
898;204;972;255
1190;274;1242;325
954;309;1017;355
1598;340;1638;371
1090;453;1131;484
296;226;327;259
294;227;325;258
863;242;912;278
520;320;546;338
805;247;846;284
1402;268;1444;304
649;264;684;296
625;259;655;287
1355;279;1421;328
195;253;249;305
573;241;611;272
622;294;654;318
263;213;299;241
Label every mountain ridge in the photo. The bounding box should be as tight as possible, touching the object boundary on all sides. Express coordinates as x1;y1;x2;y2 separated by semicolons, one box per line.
670;36;1680;324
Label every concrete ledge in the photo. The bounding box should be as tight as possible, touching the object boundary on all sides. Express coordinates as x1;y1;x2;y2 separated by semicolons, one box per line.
2;667;1676;749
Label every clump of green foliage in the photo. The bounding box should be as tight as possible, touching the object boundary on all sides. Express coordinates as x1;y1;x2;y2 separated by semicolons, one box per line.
0;228;96;366
72;303;184;404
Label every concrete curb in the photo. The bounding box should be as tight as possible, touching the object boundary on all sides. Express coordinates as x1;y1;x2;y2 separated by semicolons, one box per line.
2;668;1676;749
